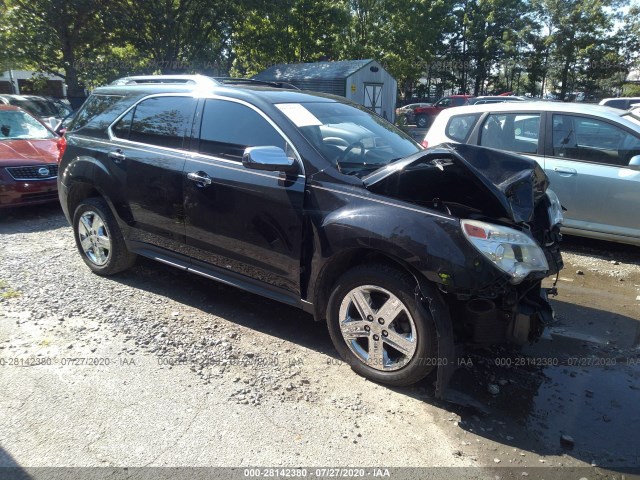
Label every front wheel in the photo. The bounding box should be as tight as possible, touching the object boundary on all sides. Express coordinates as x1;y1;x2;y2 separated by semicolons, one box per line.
327;264;438;386
72;197;136;276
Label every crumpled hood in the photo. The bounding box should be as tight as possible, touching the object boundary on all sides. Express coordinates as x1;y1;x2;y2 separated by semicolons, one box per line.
363;143;549;224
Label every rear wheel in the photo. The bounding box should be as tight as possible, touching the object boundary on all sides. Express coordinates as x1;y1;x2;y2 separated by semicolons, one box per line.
327;264;438;386
416;115;430;128
72;197;136;275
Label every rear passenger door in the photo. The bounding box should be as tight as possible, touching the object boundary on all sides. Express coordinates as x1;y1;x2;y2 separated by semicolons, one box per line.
183;98;306;296
109;95;197;252
544;113;640;238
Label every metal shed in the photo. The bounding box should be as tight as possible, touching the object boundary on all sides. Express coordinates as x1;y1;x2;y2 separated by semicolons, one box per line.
254;59;397;122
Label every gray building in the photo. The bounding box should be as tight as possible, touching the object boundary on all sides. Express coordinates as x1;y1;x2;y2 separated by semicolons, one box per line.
254;59;397;122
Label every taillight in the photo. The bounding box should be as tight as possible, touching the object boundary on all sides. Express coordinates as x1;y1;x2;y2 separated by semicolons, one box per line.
421;140;429;148
57;135;67;163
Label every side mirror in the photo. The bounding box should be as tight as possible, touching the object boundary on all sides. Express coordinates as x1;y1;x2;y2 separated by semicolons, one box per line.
242;146;298;173
629;155;640;169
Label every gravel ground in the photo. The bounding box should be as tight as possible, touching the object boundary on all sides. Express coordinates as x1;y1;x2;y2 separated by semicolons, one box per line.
1;204;639;478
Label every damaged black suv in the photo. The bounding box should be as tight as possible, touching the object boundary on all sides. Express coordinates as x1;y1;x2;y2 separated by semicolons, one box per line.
58;75;563;395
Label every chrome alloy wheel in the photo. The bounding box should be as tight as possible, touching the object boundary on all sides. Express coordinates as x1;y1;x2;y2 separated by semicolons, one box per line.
338;285;418;371
77;210;111;266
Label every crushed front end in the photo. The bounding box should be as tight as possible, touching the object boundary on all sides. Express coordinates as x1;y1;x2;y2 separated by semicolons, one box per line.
364;142;564;347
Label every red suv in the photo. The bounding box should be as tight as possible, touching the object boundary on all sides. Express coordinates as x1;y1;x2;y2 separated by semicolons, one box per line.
413;95;474;128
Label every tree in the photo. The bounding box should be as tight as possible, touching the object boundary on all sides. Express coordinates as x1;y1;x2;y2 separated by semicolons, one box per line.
0;0;127;101
118;0;246;75
231;0;349;76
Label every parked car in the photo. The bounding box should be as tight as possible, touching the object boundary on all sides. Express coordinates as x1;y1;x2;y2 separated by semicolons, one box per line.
466;96;528;105
0;94;73;129
424;102;640;246
0;105;65;208
395;102;431;125
413;95;474;128
599;97;640;110
58;75;563;393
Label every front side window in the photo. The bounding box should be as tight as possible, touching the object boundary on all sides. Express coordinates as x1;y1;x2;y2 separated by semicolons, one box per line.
436;97;452;108
198;99;286;161
0;110;55;140
128;96;197;149
480;113;540;154
552;114;640;166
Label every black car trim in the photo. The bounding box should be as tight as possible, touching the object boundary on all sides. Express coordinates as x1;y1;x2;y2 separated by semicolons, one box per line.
106;92;306;175
128;241;308;309
311;184;455;221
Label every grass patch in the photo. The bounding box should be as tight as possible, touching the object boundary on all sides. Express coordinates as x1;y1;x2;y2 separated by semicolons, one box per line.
0;279;21;299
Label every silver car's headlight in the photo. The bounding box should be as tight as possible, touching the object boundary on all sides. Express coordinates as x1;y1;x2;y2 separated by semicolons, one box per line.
546;189;564;226
461;219;549;284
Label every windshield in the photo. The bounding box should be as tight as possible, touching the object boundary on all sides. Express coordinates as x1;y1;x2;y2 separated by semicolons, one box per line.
0;110;55;140
276;101;421;176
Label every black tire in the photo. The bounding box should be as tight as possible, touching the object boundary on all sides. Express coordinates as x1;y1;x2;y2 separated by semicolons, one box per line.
72;197;136;276
327;264;439;387
415;115;430;128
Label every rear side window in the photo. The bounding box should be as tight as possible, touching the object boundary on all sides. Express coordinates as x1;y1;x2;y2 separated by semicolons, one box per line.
198;99;286;161
126;96;197;149
445;114;479;142
480;113;540;154
69;95;123;131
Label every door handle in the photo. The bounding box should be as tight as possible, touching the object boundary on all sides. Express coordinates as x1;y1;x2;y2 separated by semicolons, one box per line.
553;166;577;176
108;149;126;163
187;171;212;186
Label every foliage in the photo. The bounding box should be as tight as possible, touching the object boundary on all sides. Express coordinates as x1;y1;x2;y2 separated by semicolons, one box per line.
0;0;635;100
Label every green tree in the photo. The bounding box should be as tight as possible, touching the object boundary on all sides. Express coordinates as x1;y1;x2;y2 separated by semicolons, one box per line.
231;0;349;76
0;0;127;99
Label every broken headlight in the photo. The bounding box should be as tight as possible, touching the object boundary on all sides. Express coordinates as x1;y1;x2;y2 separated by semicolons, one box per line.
461;219;549;284
546;189;564;227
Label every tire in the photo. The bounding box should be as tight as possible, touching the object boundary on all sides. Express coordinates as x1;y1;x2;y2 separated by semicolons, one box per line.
327;264;438;387
415;115;430;128
72;197;136;276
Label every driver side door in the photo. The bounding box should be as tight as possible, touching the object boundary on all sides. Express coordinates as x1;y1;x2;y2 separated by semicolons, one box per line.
183;98;306;296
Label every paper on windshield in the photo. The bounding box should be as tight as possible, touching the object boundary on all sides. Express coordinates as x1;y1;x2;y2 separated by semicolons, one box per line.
276;103;322;127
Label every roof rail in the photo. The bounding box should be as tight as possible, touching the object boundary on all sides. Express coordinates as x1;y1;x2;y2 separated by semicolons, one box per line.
212;77;300;90
110;75;221;87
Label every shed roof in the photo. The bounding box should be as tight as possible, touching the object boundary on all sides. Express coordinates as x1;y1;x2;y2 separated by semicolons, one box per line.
254;60;375;82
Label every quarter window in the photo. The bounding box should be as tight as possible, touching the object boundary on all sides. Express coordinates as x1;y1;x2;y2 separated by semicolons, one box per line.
445;114;479;142
69;94;123;131
552;114;640;166
480;113;540;154
198;99;286;161
127;96;197;149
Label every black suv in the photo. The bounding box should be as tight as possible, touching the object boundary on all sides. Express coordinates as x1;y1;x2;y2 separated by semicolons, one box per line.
58;75;563;394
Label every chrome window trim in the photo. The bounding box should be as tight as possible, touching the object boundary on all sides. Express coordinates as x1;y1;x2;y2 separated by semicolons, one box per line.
106;92;305;176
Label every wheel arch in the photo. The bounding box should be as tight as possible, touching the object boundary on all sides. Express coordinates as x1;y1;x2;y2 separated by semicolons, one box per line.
312;248;428;324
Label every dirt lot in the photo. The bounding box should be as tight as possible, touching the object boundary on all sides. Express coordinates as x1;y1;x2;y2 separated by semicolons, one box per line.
1;203;639;480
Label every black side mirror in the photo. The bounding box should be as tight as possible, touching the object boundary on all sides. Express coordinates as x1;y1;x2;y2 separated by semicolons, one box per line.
242;146;298;173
